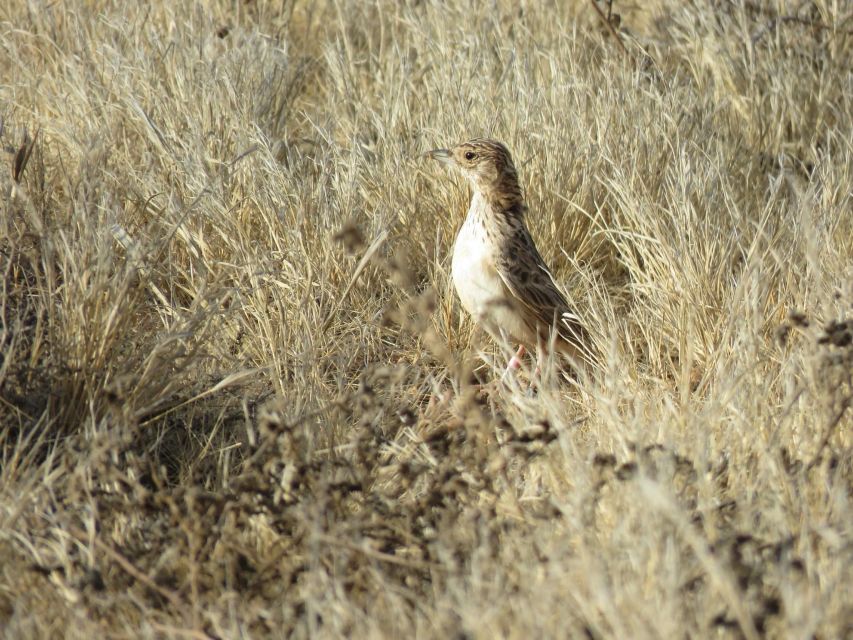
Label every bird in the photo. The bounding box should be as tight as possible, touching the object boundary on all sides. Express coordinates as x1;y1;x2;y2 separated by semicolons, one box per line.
428;138;595;377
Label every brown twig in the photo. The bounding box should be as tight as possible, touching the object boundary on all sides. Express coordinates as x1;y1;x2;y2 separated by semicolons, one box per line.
68;526;186;613
806;394;851;471
750;0;853;44
588;0;629;57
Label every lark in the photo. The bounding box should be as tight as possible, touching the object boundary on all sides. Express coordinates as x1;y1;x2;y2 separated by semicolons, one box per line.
429;138;594;375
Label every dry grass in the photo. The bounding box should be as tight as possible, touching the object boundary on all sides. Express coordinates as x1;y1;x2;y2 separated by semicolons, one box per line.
1;0;851;637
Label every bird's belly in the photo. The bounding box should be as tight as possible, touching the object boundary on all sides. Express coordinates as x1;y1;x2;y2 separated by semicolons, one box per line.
451;221;530;345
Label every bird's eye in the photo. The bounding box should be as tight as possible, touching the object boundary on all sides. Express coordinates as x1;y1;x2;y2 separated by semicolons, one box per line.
464;151;476;161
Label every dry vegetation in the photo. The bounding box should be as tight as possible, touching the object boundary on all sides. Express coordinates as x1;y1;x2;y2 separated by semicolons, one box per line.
1;0;851;637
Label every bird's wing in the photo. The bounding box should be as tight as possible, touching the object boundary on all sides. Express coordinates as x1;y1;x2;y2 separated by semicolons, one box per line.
496;227;592;358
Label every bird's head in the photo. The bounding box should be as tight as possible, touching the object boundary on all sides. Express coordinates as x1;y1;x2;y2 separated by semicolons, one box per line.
428;138;522;202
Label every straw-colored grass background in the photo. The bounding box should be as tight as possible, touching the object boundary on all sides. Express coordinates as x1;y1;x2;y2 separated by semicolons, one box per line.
1;1;851;637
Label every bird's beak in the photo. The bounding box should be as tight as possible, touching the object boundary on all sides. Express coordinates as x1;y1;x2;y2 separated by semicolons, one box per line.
427;148;452;164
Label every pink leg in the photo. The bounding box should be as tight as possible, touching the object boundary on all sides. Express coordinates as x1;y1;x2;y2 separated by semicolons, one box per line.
533;342;545;380
503;344;526;377
527;342;546;388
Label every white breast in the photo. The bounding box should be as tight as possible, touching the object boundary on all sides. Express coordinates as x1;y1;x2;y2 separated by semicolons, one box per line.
451;193;531;345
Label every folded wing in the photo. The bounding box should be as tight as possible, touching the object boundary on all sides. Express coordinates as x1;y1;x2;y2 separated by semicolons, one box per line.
496;226;595;365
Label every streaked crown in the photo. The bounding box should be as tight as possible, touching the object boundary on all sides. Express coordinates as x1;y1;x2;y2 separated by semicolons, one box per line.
429;138;524;214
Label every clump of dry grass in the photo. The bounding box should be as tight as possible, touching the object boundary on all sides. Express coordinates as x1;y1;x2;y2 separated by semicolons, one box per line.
1;0;851;638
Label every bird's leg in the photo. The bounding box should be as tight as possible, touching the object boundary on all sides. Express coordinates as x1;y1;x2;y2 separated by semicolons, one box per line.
524;341;547;390
501;344;526;381
534;341;546;380
508;344;526;370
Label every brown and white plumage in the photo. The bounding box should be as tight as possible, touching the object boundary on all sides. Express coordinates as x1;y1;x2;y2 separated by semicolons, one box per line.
429;138;594;371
